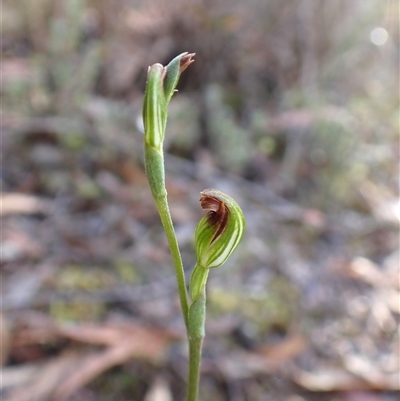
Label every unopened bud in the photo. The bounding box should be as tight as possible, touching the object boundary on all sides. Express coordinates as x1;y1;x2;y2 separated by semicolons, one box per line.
143;63;166;150
142;53;195;201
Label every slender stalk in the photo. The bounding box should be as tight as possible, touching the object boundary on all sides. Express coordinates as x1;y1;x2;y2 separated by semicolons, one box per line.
155;195;189;329
187;286;207;401
187;337;203;401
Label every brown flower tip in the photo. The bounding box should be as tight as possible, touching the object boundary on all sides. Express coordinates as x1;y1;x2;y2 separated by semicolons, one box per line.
180;53;196;73
199;189;229;243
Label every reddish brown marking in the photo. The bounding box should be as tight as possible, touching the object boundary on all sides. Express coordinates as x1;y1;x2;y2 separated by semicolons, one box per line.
199;191;230;243
180;53;196;73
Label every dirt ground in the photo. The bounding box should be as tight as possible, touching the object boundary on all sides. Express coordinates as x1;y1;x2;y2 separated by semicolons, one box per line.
1;1;399;400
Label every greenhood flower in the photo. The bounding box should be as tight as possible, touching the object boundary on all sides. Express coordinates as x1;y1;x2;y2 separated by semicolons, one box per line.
190;189;245;301
195;189;245;269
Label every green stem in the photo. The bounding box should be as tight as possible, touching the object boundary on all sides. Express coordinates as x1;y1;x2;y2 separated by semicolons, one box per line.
187;336;203;401
187;287;207;401
155;195;189;330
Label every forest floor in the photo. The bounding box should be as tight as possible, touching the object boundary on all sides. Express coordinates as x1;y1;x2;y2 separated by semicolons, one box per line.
1;1;399;400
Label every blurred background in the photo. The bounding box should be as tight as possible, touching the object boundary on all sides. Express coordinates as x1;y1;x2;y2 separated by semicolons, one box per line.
1;0;399;400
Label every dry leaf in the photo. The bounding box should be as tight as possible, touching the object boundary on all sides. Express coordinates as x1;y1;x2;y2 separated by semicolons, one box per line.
0;193;50;216
293;367;400;391
59;322;181;350
349;257;387;287
3;352;80;401
5;322;181;401
217;334;307;380
258;333;307;361
343;354;398;388
1;229;44;262
144;376;173;401
359;181;400;225
0;313;10;365
53;323;179;400
0;364;38;391
293;368;368;391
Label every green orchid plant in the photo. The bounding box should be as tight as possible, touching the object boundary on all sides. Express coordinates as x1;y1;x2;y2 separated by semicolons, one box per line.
142;52;245;401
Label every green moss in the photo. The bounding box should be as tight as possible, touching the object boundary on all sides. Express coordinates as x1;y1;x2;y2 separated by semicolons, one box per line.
55;264;115;291
113;259;140;284
74;175;103;200
208;276;299;333
50;300;105;323
60;131;87;151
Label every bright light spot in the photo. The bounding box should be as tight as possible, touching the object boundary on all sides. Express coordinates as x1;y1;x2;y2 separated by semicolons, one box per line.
136;114;144;134
370;27;389;46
